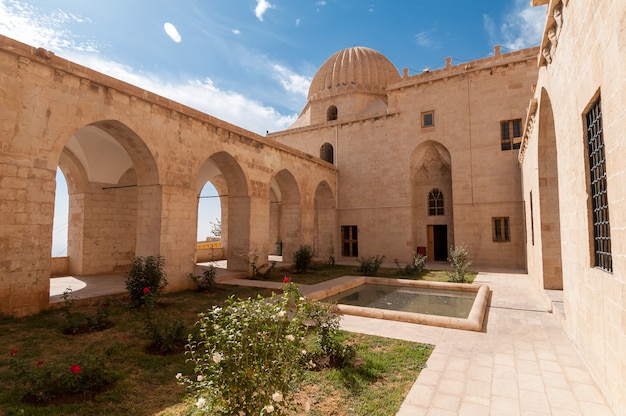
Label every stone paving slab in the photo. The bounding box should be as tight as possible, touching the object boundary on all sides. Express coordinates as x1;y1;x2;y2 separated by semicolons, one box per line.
340;272;616;416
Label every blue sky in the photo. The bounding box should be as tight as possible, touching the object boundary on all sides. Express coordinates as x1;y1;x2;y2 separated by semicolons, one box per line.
0;0;547;255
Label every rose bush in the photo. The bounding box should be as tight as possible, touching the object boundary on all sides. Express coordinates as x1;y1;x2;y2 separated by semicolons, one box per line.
179;282;340;415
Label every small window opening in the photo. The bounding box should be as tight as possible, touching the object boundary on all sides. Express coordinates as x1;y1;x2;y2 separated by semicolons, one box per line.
320;143;334;164
327;105;338;121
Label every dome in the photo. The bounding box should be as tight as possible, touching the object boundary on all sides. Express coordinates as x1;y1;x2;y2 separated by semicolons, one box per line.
307;46;401;100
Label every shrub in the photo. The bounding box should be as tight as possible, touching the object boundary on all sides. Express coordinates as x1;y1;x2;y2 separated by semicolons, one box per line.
447;244;472;283
189;266;217;291
357;255;386;276
180;283;341;415
327;233;336;266
126;256;167;307
8;350;117;402
248;251;276;279
293;244;314;273
60;288;113;334
141;290;186;354
395;254;428;276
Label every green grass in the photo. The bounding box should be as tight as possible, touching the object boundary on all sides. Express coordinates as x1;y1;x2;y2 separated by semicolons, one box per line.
262;263;477;285
0;284;433;416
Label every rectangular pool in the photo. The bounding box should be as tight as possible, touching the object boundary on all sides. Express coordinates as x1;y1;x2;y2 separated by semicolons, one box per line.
324;283;477;318
305;276;489;332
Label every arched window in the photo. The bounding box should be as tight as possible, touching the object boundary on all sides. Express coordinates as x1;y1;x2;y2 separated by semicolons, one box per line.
320;143;334;164
428;188;444;216
327;105;338;121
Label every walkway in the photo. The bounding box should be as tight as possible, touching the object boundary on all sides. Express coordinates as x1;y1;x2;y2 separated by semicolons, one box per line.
342;272;615;416
49;268;616;415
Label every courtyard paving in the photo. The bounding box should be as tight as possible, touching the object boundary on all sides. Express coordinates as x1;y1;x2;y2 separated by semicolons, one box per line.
49;267;616;415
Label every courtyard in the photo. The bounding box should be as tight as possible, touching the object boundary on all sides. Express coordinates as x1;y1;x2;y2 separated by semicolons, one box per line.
44;263;615;415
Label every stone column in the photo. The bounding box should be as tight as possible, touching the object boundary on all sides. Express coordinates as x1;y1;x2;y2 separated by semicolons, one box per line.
0;164;55;316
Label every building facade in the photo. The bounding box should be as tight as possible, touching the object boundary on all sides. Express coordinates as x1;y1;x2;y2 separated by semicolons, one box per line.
520;0;626;411
271;46;538;270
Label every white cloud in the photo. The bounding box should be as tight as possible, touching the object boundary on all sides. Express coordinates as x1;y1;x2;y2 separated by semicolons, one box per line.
163;22;182;43
0;0;98;53
414;31;434;48
485;0;547;50
295;18;301;27
0;0;302;135
254;0;273;22
315;1;326;6
232;28;241;35
271;64;311;97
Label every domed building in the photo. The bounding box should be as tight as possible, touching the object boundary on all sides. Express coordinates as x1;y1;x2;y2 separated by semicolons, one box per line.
271;45;539;269
289;46;401;128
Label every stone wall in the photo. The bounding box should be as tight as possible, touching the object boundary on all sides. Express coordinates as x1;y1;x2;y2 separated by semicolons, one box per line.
272;48;538;269
520;0;626;411
0;35;336;316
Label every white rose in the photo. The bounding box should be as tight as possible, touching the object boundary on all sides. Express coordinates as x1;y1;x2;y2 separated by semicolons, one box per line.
213;352;222;363
197;375;204;382
175;372;182;380
272;391;283;402
196;397;206;409
285;334;295;342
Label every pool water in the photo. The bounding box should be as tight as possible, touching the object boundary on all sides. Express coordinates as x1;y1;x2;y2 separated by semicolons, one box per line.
324;283;477;319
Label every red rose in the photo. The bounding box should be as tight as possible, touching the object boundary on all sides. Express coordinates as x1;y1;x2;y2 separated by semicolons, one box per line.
37;360;45;366
70;364;81;374
143;287;150;294
283;276;290;283
9;349;18;356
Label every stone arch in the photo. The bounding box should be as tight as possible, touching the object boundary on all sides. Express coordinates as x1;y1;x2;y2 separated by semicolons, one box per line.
55;120;160;276
537;88;563;289
313;181;336;259
198;152;250;271
269;169;302;261
410;141;454;261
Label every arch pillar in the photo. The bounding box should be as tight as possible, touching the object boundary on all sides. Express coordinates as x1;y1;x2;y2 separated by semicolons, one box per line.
0;164;56;316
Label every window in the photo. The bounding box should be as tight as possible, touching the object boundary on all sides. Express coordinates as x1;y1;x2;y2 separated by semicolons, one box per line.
501;119;522;150
327;105;338;121
422;111;434;127
529;191;535;246
341;225;358;257
586;96;612;272
492;217;510;242
428;188;444;216
320;143;334;164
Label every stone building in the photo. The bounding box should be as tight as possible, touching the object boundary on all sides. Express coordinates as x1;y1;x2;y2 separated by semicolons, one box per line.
270;45;538;271
520;0;626;411
0;0;625;412
0;35;336;316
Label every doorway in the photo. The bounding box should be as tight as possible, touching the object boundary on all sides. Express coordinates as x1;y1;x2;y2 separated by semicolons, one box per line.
427;225;448;261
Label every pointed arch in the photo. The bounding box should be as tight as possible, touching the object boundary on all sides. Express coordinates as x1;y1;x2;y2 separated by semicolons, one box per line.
537;88;563;289
270;169;302;261
410;141;453;261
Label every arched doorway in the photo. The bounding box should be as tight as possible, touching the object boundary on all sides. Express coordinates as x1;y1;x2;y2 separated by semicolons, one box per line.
410;141;454;261
313;181;336;260
197;152;250;271
537;89;563;289
57;120;160;276
269;170;301;262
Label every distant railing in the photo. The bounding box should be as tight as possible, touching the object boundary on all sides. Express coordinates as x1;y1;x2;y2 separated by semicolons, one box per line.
196;241;222;249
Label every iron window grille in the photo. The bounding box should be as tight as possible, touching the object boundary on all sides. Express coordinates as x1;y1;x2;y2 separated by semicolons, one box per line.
586;96;612;272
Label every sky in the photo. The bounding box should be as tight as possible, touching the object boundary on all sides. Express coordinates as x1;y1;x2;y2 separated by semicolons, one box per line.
0;0;547;255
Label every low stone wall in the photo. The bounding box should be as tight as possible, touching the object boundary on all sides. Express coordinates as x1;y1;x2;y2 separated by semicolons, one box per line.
51;257;69;277
196;247;225;262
